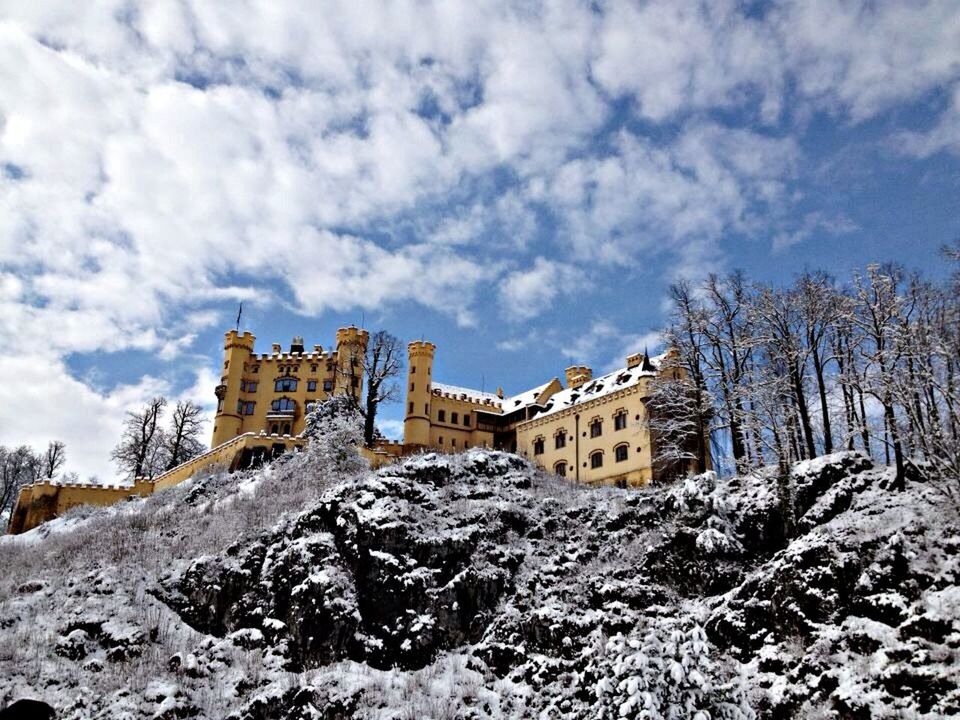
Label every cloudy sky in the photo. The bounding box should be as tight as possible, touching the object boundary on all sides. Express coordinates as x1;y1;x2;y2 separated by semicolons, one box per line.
1;1;958;480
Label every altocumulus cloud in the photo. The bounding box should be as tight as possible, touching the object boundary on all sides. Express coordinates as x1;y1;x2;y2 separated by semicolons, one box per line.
0;0;958;478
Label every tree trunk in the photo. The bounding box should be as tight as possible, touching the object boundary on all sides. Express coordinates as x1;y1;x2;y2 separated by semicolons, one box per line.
789;359;817;459
811;347;833;454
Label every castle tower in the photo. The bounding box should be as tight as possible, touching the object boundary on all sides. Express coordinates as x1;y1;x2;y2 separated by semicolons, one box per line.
333;326;370;400
212;330;256;447
404;340;435;447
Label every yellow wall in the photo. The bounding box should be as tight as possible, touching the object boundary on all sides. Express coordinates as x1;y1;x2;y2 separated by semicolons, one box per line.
8;433;303;535
515;380;654;487
212;327;368;447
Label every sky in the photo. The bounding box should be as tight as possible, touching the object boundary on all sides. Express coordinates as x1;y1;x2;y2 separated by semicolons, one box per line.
1;0;959;481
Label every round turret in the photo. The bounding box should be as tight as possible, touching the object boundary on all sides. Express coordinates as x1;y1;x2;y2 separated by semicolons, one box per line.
404;341;436;447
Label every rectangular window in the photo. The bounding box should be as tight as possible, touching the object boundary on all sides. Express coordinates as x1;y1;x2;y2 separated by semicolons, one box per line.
438;409;446;422
311;364;317;372
237;400;244;414
590;419;602;438
307;380;317;391
451;438;457;447
323;380;333;392
463;414;471;427
555;432;566;449
411;366;416;374
247;381;257;392
438;436;444;445
451;412;459;424
465;442;470;449
410;382;415;391
409;402;414;413
533;438;545;455
252;366;259;373
615;412;627;431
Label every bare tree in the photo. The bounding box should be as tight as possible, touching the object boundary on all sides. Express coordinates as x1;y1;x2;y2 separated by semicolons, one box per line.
352;330;403;447
163;401;206;470
647;362;713;481
42;440;67;479
111;396;168;479
1;445;39;513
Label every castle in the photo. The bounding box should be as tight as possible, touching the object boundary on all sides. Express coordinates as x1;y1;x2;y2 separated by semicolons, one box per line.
8;325;706;534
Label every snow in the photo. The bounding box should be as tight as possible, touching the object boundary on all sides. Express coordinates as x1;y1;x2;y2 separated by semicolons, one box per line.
430;381;503;405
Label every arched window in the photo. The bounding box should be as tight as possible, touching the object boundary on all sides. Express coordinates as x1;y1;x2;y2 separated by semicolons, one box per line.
615;443;629;463
554;461;567;477
614;409;627;431
590;418;602;438
275;377;297;392
270;423;279;435
590;451;603;469
271;397;296;412
282;423;291;435
555;429;566;449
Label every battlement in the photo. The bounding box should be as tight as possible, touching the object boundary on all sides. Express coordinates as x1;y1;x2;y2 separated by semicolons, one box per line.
407;340;436;357
225;330;256;351
336;326;370;347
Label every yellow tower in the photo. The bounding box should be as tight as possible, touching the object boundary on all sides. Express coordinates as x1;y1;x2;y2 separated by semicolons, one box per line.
212;330;256;447
404;340;435;447
333;326;370;399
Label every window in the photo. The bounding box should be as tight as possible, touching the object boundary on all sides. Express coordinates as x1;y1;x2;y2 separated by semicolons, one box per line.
409;402;414;413
452;438;457;447
307;380;317;391
252;365;259;373
275;378;297;392
237;400;243;414
451;412;459;424
410;383;415;391
590;451;604;469
615;444;629;462
555;431;566;449
533;437;545;455
282;423;291;435
323;380;333;392
590;419;602;438
270;423;279;434
614;411;627;431
271;398;296;412
463;414;471;427
465;442;470;449
554;461;567;477
237;401;255;415
438;409;446;422
246;381;258;393
311;364;317;373
411;366;416;374
438;436;444;445
217;397;224;413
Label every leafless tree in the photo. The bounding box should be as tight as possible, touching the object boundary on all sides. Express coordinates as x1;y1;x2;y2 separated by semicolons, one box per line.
1;445;39;513
42;440;67;479
163;401;206;470
111;396;168;479
647;362;713;481
352;330;403;447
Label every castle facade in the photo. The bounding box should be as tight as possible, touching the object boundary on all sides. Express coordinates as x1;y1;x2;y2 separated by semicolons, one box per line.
404;342;702;486
211;327;368;446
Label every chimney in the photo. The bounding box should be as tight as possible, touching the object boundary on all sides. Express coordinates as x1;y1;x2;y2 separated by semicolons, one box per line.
565;365;592;388
496;387;504;399
290;336;305;354
626;352;643;369
313;344;323;353
271;342;282;354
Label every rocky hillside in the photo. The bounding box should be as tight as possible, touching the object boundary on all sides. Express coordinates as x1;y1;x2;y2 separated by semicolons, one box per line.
0;422;957;718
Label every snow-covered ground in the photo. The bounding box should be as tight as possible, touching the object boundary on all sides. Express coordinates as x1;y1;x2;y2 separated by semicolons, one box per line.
1;426;957;718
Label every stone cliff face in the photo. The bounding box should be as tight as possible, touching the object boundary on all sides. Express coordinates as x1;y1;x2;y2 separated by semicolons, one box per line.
1;444;957;719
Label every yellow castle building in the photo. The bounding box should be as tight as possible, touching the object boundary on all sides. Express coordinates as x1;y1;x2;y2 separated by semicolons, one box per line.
210;326;369;447
404;341;704;487
9;325;707;534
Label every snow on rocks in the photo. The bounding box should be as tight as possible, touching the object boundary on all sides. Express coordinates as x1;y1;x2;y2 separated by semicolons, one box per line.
0;429;957;719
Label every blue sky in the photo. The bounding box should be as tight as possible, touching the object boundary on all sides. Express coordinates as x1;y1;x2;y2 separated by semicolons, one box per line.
1;1;958;479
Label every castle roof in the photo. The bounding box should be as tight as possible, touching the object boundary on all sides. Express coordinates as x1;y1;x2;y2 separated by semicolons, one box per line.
502;380;560;414
430;381;502;406
527;354;665;422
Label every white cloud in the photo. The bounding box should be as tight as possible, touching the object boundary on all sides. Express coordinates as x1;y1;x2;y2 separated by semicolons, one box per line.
896;85;960;159
498;258;584;322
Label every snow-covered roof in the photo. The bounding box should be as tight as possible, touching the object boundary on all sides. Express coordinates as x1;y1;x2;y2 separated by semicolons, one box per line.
501;380;558;413
430;382;502;406
526;354;664;422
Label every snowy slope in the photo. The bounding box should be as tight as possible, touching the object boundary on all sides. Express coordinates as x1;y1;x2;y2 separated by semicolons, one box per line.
0;429;957;718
